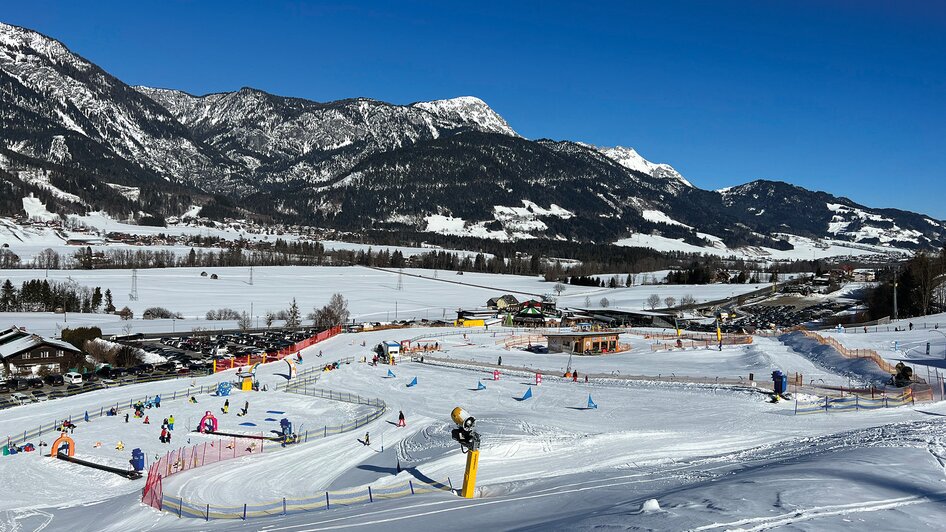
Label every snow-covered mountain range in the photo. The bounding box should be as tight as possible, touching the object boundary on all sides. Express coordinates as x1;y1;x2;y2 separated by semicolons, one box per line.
1;21;944;255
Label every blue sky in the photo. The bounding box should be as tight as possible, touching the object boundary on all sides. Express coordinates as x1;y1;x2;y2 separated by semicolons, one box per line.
5;1;946;217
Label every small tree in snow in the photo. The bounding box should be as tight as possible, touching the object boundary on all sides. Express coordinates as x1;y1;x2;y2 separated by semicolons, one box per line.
584;296;592;307
664;296;676;308
646;294;661;310
600;297;610;308
238;311;252;332
680;294;697;307
553;282;566;296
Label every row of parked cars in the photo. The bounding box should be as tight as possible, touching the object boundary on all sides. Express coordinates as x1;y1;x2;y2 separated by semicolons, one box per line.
145;328;322;361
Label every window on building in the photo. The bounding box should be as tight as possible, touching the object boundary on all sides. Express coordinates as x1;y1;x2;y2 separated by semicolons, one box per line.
21;353;31;359
40;351;50;358
57;350;64;356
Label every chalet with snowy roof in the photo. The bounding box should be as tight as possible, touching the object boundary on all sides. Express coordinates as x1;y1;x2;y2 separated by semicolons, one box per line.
0;327;82;377
486;294;519;310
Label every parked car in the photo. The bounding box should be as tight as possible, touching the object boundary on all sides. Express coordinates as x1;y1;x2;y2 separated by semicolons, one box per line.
31;390;48;402
63;372;83;384
10;378;30;391
27;378;44;389
48;390;65;399
0;381;11;393
0;397;13;409
100;378;118;388
10;392;33;404
43;374;64;386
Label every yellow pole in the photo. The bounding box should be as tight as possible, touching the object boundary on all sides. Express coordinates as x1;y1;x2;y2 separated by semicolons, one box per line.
213;359;217;373
461;449;480;498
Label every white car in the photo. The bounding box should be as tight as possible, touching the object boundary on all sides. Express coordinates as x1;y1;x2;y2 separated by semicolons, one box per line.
10;392;33;405
100;378;118;388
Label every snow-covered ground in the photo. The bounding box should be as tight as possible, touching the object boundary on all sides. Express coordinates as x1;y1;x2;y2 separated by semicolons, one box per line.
3;322;946;531
0;266;772;337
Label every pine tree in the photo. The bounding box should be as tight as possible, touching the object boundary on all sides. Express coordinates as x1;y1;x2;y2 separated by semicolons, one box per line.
91;287;103;313
104;289;115;313
286;298;301;328
0;279;16;312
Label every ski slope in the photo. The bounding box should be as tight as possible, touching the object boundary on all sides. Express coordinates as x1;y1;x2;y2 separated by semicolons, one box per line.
3;325;946;531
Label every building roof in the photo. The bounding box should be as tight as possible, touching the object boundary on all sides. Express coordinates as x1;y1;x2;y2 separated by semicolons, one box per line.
487;294;519;305
545;330;621;339
0;327;81;360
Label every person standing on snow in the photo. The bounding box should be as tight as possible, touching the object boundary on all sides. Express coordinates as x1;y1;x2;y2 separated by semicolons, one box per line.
168;415;175;430
364;432;370;446
397;411;406;427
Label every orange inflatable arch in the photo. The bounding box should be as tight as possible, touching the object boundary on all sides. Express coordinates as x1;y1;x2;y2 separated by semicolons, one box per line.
51;433;75;457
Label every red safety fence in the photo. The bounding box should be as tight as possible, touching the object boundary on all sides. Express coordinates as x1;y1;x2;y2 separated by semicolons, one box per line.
143;436;265;510
213;326;342;373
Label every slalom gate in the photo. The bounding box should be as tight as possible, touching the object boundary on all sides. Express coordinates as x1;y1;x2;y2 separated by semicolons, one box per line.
162;477;454;520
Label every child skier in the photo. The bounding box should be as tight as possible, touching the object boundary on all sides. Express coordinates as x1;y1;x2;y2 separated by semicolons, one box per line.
397;410;406;427
222;399;229;414
168;415;175;430
364;432;370;446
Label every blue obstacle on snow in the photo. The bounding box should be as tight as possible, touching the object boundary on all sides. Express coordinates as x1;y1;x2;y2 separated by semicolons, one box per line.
587;394;598;409
217;382;232;397
387;369;396;378
476;381;487;390
265;418;277;422
239;422;257;427
517;387;533;401
406;377;418;387
266;410;285;414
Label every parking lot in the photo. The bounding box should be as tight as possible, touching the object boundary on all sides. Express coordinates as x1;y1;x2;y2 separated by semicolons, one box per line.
0;327;328;410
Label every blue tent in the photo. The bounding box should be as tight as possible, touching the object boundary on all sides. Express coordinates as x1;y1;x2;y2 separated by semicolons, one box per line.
386;369;396;378
476;381;487;390
517;387;533;401
587;394;598;409
406;377;418;387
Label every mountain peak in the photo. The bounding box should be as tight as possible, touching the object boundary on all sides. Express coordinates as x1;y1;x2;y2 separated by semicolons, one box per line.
412;96;518;137
594;145;693;189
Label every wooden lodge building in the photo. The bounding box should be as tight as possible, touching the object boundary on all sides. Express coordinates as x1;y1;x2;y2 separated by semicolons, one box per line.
545;330;622;355
0;327;82;377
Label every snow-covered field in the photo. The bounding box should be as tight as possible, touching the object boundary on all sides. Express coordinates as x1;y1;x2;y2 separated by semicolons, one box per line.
0;266;772;337
3;317;946;531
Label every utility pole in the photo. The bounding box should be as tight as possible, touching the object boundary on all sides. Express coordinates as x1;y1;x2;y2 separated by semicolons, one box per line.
249;266;254;286
893;266;899;321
